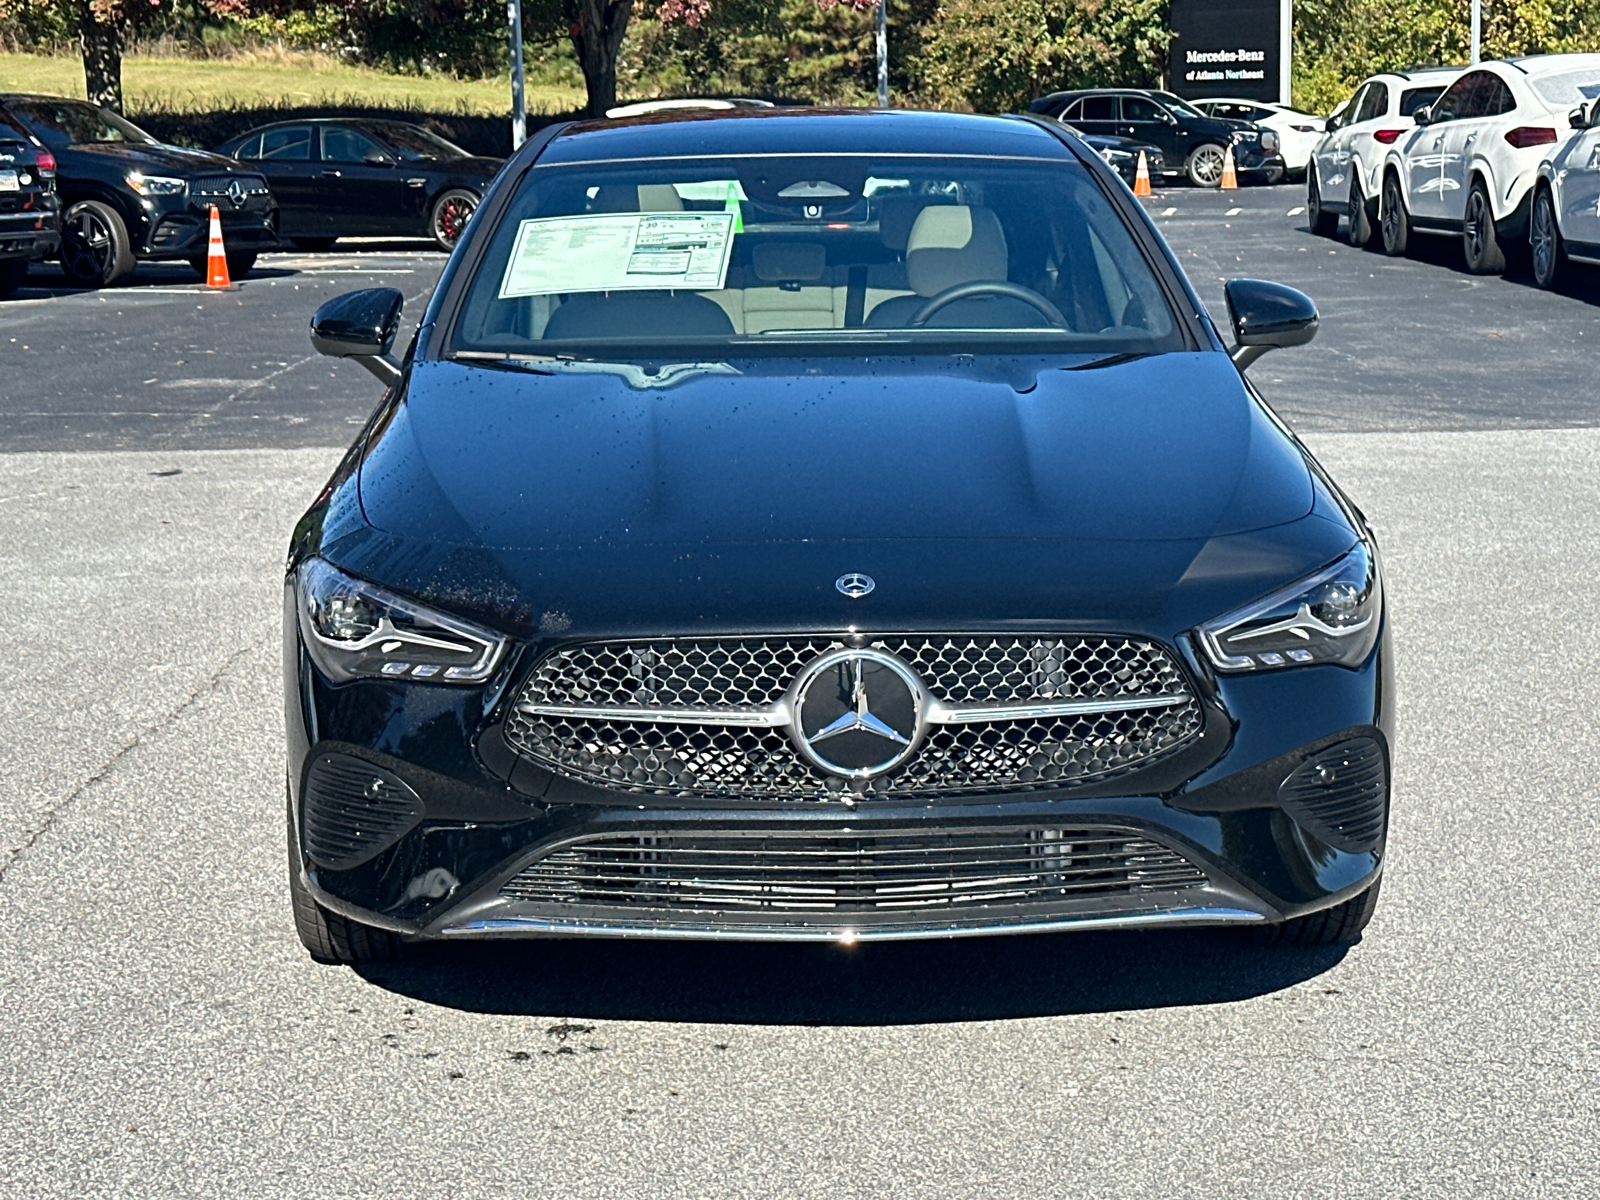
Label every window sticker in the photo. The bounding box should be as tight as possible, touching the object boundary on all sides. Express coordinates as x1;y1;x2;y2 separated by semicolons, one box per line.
497;212;736;299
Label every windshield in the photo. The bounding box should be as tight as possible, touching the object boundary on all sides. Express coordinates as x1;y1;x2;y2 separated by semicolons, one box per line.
1152;92;1208;120
8;100;156;148
452;153;1183;358
370;123;470;160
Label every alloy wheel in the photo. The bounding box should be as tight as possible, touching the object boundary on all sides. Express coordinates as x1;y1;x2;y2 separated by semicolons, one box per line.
1382;176;1408;256
1464;190;1489;264
433;192;478;249
1531;193;1555;280
62;207;112;280
1189;144;1225;188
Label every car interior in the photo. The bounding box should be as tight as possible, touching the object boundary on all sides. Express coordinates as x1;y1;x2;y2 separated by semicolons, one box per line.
454;157;1181;353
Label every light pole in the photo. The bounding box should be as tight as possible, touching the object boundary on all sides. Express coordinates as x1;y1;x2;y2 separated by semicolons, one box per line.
1279;0;1291;106
875;0;888;108
509;0;527;150
1470;0;1481;63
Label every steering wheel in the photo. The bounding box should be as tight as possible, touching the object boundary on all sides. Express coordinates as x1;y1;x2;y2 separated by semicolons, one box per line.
906;281;1069;328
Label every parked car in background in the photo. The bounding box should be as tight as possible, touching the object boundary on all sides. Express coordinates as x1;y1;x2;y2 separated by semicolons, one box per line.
1308;67;1460;245
1030;88;1283;186
1062;125;1167;186
0;94;277;287
216;119;503;251
1377;54;1600;271
1530;96;1600;287
1193;98;1325;179
0;115;60;297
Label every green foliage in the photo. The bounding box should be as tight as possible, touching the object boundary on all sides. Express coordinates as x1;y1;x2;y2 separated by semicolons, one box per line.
622;0;936;105
916;0;1168;112
1292;0;1600;115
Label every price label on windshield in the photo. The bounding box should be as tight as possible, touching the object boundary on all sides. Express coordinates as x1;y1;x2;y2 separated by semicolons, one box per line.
498;212;736;299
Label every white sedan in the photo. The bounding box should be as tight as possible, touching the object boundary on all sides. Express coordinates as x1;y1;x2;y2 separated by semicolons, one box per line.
1192;99;1326;176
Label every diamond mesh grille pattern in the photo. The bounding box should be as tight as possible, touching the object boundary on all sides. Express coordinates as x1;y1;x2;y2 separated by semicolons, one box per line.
506;634;1202;801
499;827;1209;914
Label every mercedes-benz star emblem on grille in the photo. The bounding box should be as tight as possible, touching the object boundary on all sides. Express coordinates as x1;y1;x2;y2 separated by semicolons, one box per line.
791;648;923;779
835;573;874;598
227;179;247;209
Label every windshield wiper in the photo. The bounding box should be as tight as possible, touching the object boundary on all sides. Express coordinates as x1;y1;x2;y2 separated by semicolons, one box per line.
450;352;740;390
1064;351;1152;371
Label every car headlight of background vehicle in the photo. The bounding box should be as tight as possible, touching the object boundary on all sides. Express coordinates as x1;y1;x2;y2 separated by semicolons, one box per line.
1197;541;1381;672
295;558;508;683
126;171;187;197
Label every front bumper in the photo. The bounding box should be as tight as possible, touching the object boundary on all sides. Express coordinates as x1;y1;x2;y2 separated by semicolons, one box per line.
137;195;280;259
286;606;1394;944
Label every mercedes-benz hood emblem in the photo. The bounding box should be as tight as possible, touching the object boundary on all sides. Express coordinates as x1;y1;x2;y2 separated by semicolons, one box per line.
835;573;874;598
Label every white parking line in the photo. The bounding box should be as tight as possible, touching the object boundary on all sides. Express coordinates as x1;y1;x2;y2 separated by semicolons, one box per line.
1161;206;1177;216
1287;206;1306;216
1226;207;1243;216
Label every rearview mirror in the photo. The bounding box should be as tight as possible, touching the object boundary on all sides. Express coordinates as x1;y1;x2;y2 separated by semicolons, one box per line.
1224;279;1318;371
310;288;404;386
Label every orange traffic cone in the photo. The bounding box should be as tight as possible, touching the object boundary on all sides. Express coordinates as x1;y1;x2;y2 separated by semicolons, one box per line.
1133;150;1152;196
1219;145;1238;190
205;205;231;288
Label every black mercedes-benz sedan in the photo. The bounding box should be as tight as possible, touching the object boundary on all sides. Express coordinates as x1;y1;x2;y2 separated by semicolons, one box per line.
216;119;502;251
0;94;277;286
286;108;1391;964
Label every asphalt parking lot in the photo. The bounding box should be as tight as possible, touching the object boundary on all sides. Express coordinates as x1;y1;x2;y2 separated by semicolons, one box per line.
2;185;1598;1197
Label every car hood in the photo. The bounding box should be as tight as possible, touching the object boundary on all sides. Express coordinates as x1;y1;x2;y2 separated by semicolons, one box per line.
326;352;1344;637
62;142;247;173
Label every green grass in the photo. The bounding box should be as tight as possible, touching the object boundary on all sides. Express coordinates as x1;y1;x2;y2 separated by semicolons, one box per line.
0;49;584;115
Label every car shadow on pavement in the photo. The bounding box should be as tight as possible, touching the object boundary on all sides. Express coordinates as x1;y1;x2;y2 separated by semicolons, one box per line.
355;928;1350;1025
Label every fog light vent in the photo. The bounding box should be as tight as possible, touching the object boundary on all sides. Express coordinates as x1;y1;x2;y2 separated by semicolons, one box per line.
302;752;424;871
1278;738;1387;853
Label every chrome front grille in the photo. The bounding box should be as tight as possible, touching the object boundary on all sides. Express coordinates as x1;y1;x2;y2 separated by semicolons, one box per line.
499;826;1209;915
189;174;271;212
504;634;1203;800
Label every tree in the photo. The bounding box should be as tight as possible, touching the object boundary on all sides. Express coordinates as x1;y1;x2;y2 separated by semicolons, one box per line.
917;0;1167;113
0;0;251;111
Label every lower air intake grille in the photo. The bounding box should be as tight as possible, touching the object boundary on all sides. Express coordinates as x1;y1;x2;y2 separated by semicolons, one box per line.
302;752;424;871
1278;738;1388;852
499;827;1208;914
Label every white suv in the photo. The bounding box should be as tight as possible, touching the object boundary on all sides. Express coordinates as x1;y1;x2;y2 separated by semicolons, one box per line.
1530;97;1600;288
1308;67;1459;246
1377;54;1600;272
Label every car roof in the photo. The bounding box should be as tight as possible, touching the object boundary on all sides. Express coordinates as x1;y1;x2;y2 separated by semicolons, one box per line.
541;108;1073;164
1499;52;1600;76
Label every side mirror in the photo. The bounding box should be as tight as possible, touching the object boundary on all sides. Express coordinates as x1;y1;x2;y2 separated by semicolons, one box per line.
1224;278;1318;371
1570;105;1587;130
364;150;394;166
1412;105;1433;126
310;288;404;386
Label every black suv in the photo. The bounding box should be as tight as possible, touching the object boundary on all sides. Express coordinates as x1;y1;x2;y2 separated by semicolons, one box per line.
0;116;60;297
0;94;278;287
1029;89;1283;187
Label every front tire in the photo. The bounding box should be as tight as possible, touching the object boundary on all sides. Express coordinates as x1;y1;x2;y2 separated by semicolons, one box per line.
60;199;136;287
1308;170;1339;236
430;188;479;250
287;800;407;965
1530;185;1567;290
1258;878;1383;946
1381;172;1410;257
1187;143;1227;188
1462;179;1506;274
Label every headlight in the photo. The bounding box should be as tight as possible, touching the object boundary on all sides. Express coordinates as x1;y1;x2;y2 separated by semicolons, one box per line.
1101;148;1134;163
295;558;508;684
127;172;186;196
1197;542;1381;672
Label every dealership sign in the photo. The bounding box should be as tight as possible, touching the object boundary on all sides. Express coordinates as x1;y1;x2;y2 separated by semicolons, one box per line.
1170;0;1291;105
